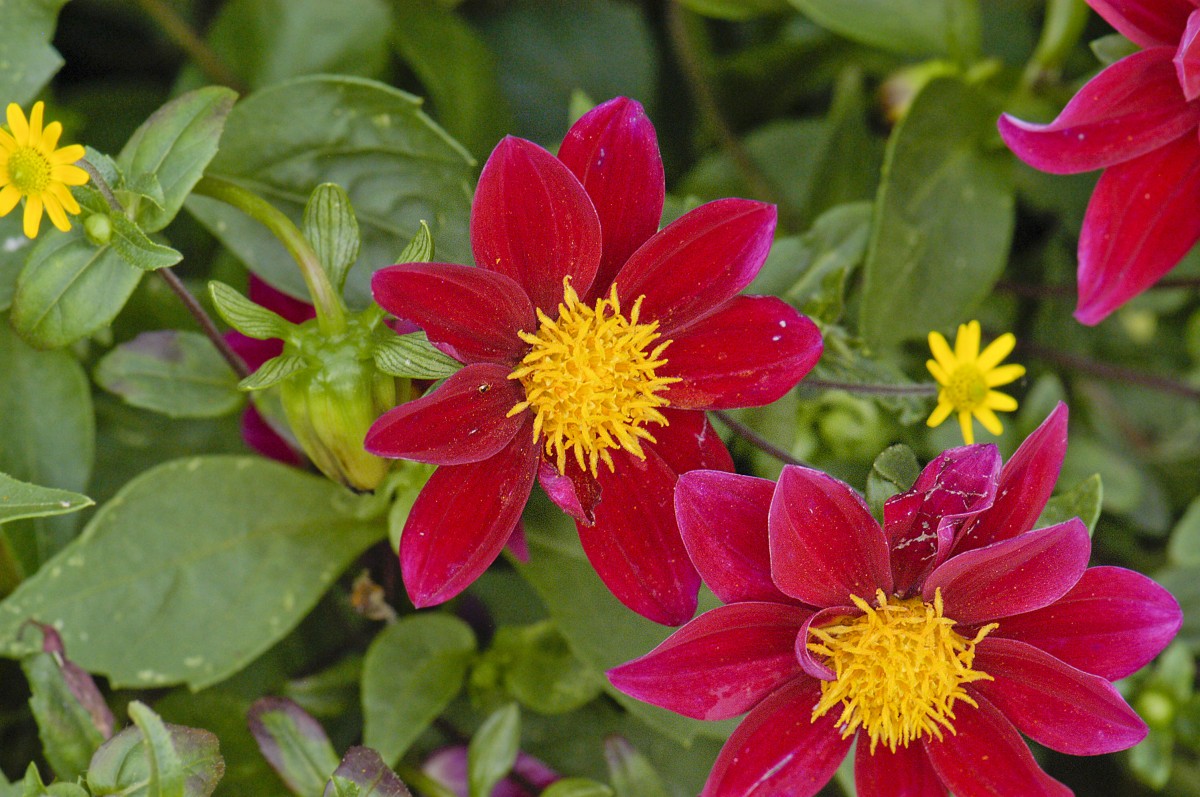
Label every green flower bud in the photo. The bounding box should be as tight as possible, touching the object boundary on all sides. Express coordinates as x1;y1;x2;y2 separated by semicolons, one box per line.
84;213;112;246
1137;689;1177;732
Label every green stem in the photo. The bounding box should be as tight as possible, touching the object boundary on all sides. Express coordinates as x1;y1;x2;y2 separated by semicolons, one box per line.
193;176;346;335
393;761;458;797
1021;0;1090;91
133;0;247;93
802;379;939;397
712;410;807;467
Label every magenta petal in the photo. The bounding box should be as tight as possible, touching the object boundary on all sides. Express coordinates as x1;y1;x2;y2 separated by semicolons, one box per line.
661;296;823;410
248;274;316;324
1076;131;1200;324
956;404;1068;554
371;263;535;364
648;408;734;476
769;466;893;607
240;402;305;467
884;444;1000;595
701;676;849;797
972;637;1147;755
676;470;792;605
923;692;1071;797
998;48;1199;174
1088;0;1196;48
472;136;602;312
537;459;601;524
854;741;945;797
996;565;1182;680
796;605;859;680
365;364;526;465
925;520;1091;625
400;423;539;608
577;447;700;625
615;199;777;336
558;97;665;296
608;602;812;721
1176;10;1200;99
505;521;529;563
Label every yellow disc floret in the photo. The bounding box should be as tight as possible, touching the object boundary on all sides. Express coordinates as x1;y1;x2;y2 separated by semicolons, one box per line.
808;589;998;755
0;102;89;238
508;278;681;477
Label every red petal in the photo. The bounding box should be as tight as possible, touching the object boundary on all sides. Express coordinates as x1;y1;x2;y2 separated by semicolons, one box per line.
661;296;823;410
537;459;601;524
1089;0;1195;48
615;199;777;336
998;48;1198;174
996;566;1182;680
701;676;849;797
577;447;700;626
649;407;734;475
1076;131;1200;324
400;423;539;607
854;742;945;797
923;692;1071;797
972;637;1147;755
365;363;526;465
769;466;893;607
676;470;793;605
796;605;859;680
248;274;316;324
955;404;1068;554
558;97;664;297
472;136;601;312
607;602;812;721
371;263;534;364
240;403;305;467
1176;9;1200;99
925;520;1091;626
505;521;529;563
884;445;1000;596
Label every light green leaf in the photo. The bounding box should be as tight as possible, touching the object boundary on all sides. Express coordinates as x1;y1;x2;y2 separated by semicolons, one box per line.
491;621;605;715
0;0;70;105
239;355;309;392
16;763;88;797
94;331;242;419
1090;33;1138;66
186;76;473;308
604;737;667;797
117;87;237;233
859;77;1014;347
1168;496;1200;567
247;697;339;796
22;651;108;780
467;704;519;797
88;716;224;797
303;184;361;296
0;456;385;689
865;444;920;520
74;187;182;271
789;0;980;58
361;613;476;765
540;780;613;797
208;281;294;341
395;221;434;264
128;702;186;797
372;333;460;380
0;473;92;526
1036;474;1103;536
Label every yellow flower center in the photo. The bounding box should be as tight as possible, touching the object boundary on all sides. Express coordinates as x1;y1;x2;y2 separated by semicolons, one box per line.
943;364;989;412
6;146;52;194
507;278;680;477
808;589;997;755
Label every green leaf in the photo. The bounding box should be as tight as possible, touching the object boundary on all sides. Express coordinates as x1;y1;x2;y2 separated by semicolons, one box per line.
74;187;182;271
208;281;294;341
789;0;980;58
117;87;237;233
0;473;92;526
88;716;224;797
372;333;460;380
186;76;473;308
94;331;242;419
678;0;789;20
865;444;921;519
395;221;434;264
16;763;88;797
1090;33;1138;66
467;703;520;797
128;702;187;797
539;780;613;797
322;748;411;797
1169;497;1200;567
0;0;70;105
361;613;476;765
22;649;109;780
491;621;605;715
247;697;339;797
0;213;33;312
10;228;143;349
239;355;309;392
0;456;385;689
859;77;1014;348
604;737;667;797
1036;474;1103;536
303;184;361;296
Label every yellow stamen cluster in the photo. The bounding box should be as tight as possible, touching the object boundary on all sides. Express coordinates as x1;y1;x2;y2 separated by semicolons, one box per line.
808;589;998;754
507;278;680;477
0;102;89;238
926;320;1025;444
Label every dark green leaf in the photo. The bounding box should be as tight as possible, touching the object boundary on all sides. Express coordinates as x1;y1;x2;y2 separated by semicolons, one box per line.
0;0;69;105
372;333;460;380
604;736;667;797
117;87;237;233
1169;497;1200;567
186;76;473;308
74;186;182;271
467;703;519;797
540;780;614;797
22;643;109;780
679;0;789;20
303;184;361;296
88;714;224;797
0;473;92;525
322;748;412;797
239;355;309;392
865;444;921;519
208;281;294;341
789;0;979;58
361;614;476;765
94;331;242;419
0;457;385;689
247;697;339;796
492;621;605;715
859;77;1014;347
1036;474;1102;536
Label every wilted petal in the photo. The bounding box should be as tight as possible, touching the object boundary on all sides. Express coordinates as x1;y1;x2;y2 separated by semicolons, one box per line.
676;470;792;605
1076;131;1200;324
661;296;823;410
616;199;777;336
996;565;1182;680
998;48;1198;173
972;637;1147;755
608;602;812;721
925;520;1091;625
472;136;601;312
769;466;893;607
400;423;539;608
371;263;535;364
701;676;849;797
854;741;945;797
558;97;665;295
1089;0;1195;48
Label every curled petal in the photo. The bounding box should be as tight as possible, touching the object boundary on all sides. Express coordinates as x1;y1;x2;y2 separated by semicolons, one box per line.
854;741;945;797
608;601;813;721
1088;0;1195;48
537;459;601;524
1175;9;1200;100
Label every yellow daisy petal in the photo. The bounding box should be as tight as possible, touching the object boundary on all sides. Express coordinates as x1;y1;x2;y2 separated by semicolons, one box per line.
47;181;80;214
50;144;85;165
0;127;16;151
984;391;1018;412
985;363;1026;388
927;400;954;428
976;332;1016;372
23;194;44;238
27;102;44;143
973;406;1004;436
926;359;950;385
7;103;30;144
42;193;70;232
954;320;981;362
0;183;21;215
52;163;89;186
928;331;958;373
958;411;975;445
40;120;62;152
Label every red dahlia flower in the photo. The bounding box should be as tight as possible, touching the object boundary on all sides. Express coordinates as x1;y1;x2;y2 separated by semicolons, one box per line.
366;97;823;625
998;0;1200;324
609;404;1182;796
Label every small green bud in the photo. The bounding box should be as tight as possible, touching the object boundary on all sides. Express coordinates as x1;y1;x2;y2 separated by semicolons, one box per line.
1137;690;1177;731
83;213;113;246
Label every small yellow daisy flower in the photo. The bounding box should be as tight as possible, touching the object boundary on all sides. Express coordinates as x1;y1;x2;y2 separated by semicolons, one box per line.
926;320;1025;445
0;102;89;238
